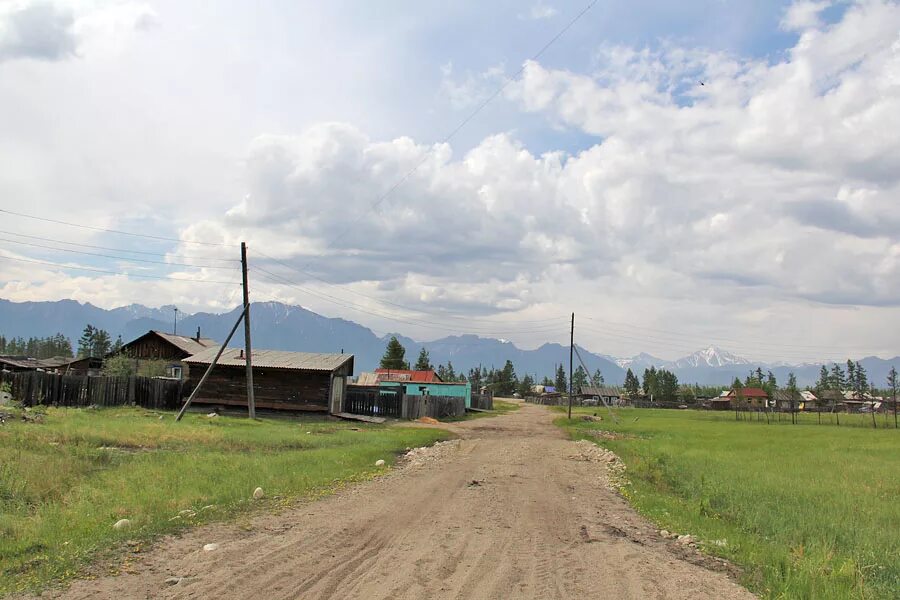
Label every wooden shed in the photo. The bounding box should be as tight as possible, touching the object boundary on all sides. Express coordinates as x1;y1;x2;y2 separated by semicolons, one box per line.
184;348;354;413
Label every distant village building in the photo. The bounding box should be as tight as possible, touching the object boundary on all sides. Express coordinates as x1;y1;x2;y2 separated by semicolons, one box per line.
0;356;69;372
579;386;622;406
184;348;354;413
356;369;471;408
711;387;769;410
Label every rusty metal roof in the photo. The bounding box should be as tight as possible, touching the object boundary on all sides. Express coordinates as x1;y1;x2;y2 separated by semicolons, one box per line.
184;347;354;373
148;331;218;355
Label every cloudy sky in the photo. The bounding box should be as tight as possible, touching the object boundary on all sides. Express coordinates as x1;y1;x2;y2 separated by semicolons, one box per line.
1;0;899;363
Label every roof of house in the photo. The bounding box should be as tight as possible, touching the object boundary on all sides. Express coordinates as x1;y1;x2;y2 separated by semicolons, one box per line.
0;355;70;370
772;389;802;402
816;389;845;401
374;369;442;382
184;348;354;373
122;330;218;356
581;386;621;396
726;387;769;398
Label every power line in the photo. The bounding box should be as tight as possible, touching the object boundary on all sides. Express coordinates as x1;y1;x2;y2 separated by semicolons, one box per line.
252;247;566;325
0;237;239;270
0;208;232;247
0;254;240;285
0;229;238;261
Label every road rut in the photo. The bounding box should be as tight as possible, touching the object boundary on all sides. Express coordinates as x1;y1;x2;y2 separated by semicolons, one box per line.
46;401;754;599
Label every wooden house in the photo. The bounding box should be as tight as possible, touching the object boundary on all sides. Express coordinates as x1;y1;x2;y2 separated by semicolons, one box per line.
579;386;622;406
116;329;217;379
184;348;354;413
712;387;769;410
771;389;802;411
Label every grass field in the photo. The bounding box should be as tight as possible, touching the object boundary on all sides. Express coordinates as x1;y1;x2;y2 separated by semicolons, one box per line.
556;407;900;600
0;405;450;595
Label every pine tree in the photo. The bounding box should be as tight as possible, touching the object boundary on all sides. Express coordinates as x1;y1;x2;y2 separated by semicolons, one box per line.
111;335;123;354
498;360;518;396
815;365;830;424
592;369;604;385
379;336;408;370
830;363;845;424
571;366;588;393
887;366;898;429
554;364;567;393
445;361;457;381
623;368;640;398
77;325;96;358
517;373;534;397
92;329;112;357
414;348;432;371
786;372;798;424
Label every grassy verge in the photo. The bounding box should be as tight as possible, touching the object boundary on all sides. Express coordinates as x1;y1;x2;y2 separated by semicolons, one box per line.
555;407;899;599
0;405;449;595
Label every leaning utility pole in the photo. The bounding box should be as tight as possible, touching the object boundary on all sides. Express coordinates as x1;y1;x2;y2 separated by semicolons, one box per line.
568;312;574;420
241;242;256;419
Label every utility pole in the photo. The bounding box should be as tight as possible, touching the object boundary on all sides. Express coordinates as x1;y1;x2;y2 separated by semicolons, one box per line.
568;312;574;420
241;242;256;419
173;307;178;335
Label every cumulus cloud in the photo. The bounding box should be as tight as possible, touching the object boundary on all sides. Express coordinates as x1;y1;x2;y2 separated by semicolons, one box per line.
781;0;834;31
171;0;900;321
0;0;156;62
522;3;559;21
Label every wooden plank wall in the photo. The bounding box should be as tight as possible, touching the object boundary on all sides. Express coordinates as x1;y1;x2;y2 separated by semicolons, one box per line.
0;370;183;410
403;395;466;420
470;392;494;410
187;366;332;411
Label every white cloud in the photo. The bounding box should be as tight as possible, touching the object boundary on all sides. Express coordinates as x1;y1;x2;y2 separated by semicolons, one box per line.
781;0;834;31
523;3;559;21
0;0;156;62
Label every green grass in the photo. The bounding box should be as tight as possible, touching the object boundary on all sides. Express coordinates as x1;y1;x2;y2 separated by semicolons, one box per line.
0;406;449;595
555;407;900;599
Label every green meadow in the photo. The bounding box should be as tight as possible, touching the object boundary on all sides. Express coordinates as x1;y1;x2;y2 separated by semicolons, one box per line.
557;408;900;599
0;406;449;595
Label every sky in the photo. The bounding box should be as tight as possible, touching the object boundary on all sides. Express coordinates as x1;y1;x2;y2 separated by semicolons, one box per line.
1;0;899;364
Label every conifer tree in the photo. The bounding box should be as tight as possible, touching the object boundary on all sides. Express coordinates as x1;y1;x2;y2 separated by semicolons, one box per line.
414;348;432;371
379;336;408;370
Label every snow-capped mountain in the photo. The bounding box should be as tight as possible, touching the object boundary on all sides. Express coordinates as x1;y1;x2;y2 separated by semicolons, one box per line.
614;352;670;372
673;346;752;369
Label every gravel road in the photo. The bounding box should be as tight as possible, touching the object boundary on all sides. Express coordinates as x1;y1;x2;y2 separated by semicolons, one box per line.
45;401;754;599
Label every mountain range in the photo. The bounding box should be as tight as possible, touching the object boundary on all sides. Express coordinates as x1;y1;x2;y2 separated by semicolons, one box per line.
1;298;897;388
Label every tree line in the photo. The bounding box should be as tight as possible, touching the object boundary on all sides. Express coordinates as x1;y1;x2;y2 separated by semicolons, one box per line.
0;325;124;360
0;333;74;359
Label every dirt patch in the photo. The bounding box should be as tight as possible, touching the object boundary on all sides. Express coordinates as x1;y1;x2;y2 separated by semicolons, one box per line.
35;401;754;600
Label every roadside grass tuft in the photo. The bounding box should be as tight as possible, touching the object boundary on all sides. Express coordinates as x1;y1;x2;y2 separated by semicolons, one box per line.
0;407;449;595
555;407;900;600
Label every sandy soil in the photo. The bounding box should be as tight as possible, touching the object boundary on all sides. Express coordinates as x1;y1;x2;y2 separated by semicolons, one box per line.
42;401;754;599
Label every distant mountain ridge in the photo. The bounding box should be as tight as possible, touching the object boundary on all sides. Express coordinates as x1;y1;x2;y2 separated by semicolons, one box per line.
0;299;897;387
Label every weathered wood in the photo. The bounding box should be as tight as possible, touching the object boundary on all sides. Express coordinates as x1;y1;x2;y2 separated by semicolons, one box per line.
334;412;386;424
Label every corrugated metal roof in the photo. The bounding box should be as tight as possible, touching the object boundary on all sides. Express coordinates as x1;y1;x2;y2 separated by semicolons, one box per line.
149;331;218;355
184;347;353;373
0;355;70;369
374;369;442;382
581;386;621;396
726;387;769;398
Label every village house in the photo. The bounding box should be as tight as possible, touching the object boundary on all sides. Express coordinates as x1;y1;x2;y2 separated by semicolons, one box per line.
116;328;218;379
579;386;622;406
0;355;70;372
358;368;472;408
710;387;769;410
184;348;354;413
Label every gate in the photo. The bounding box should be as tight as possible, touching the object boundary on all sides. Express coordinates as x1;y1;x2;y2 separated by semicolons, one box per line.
343;384;403;418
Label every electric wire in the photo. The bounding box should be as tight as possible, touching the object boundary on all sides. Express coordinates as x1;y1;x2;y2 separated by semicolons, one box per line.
0;237;239;270
0;229;238;261
0;208;232;246
0;254;241;285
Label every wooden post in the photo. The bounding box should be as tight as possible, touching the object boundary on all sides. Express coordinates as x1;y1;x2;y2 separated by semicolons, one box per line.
241;242;256;419
568;312;574;420
175;305;247;421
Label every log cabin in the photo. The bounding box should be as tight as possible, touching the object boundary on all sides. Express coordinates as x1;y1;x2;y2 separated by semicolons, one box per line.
184;347;354;413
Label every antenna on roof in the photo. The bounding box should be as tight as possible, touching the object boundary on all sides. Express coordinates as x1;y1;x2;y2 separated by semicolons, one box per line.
173;307;178;335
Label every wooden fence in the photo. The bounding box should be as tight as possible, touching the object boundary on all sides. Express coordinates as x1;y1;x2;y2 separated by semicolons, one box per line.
470;392;493;410
343;384;403;418
403;395;466;420
0;370;184;410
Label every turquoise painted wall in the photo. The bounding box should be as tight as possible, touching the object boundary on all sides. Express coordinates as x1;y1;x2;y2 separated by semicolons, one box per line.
379;381;472;408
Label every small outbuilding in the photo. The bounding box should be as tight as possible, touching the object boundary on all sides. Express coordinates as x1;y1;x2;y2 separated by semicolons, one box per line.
184;348;354;413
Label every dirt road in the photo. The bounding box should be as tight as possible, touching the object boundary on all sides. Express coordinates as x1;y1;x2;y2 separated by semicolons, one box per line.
48;402;753;599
